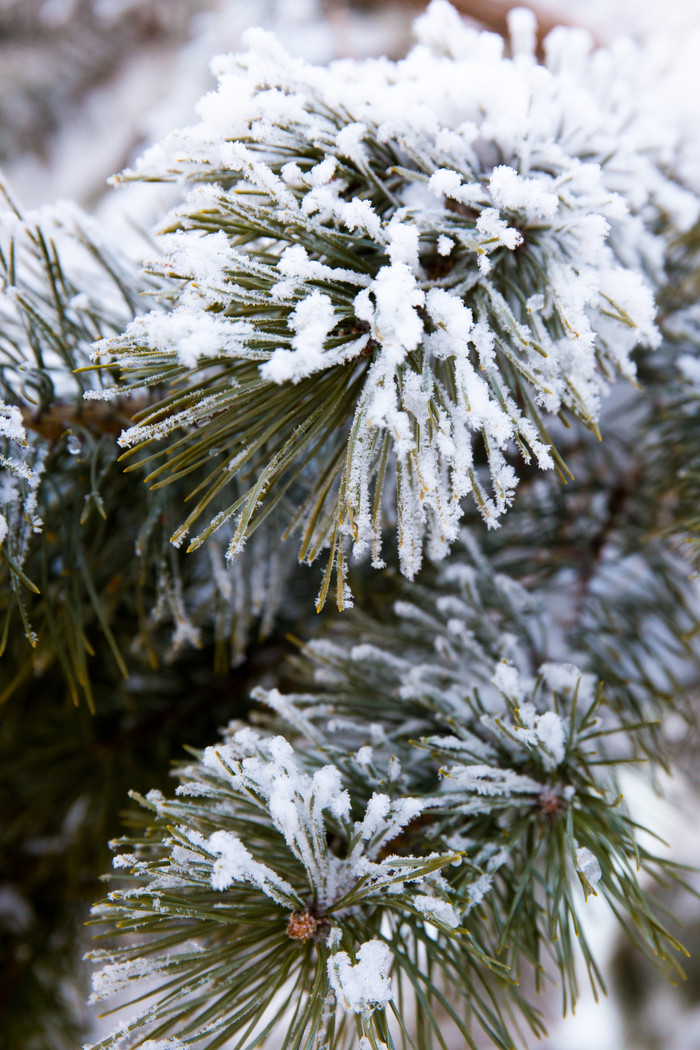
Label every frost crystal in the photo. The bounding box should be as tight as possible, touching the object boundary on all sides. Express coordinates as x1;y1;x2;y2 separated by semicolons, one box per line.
327;939;394;1013
89;958;163;1004
202;733;438;911
207;830;298;907
413;894;461;928
575;846;602;888
0;399;44;599
104;0;685;595
140;1041;188;1050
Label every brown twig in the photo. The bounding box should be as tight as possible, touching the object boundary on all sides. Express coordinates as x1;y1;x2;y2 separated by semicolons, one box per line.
21;397;149;442
351;0;601;53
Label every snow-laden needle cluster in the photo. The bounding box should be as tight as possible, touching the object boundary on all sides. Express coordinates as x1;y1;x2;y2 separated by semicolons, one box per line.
0;400;44;644
0;191;306;694
88;544;686;1050
98;0;697;607
87;728;513;1050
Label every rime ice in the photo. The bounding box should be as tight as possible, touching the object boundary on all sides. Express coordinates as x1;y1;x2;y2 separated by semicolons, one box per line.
575;846;603;888
103;0;687;593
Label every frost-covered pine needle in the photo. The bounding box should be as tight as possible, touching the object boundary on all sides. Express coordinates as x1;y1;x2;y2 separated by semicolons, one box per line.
97;0;697;605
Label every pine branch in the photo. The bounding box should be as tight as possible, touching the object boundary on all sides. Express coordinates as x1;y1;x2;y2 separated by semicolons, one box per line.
0;187;310;704
92;5;677;607
2;6;699;1049
86;546;689;1049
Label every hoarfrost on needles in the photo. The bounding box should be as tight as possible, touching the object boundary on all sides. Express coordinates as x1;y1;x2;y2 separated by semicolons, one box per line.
201;734;433;910
413;894;461;928
105;0;694;586
207;830;299;907
140;1041;189;1050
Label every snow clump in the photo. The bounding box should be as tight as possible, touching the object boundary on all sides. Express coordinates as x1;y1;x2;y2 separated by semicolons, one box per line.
327;939;394;1013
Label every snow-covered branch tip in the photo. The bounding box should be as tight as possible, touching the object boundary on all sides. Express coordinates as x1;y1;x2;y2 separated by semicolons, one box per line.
87;546;690;1050
86;729;514;1050
94;0;698;607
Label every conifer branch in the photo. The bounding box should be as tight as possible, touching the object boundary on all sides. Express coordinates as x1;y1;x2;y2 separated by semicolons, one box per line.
94;4;677;607
87;543;690;1049
1;5;700;1049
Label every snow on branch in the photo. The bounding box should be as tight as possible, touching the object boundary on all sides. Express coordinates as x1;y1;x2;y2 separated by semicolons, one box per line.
87;728;477;1050
88;546;690;1049
97;0;698;605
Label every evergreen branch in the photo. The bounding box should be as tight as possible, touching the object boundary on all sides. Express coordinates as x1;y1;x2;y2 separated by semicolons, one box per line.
97;8;671;605
0;190;308;703
88;539;690;1049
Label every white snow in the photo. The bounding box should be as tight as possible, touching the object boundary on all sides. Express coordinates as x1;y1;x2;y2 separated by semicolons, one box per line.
262;290;336;383
355;746;374;766
0;404;27;445
575;846;603;887
504;701;568;770
202;733;434;911
541;662;596;705
140;1041;189;1050
89;958;164;1004
413;894;461;928
208;829;299;907
327;939;394;1013
488;166;559;222
97;0;693;582
491;661;524;700
443;763;544;799
428;169;463;198
535;711;567;768
506;7;537;59
335;122;369;165
436;234;454;255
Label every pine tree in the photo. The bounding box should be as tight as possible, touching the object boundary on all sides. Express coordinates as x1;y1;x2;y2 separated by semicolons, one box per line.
2;3;700;1048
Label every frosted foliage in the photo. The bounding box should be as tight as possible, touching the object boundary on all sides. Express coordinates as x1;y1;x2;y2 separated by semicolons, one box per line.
86;520;687;1050
491;660;525;700
201;733;438;910
327;939;394;1013
0;401;43;600
0;403;26;447
0;198;138;398
492;700;567;770
140;1041;189;1050
88;715;475;1050
106;0;690;586
441;764;545;801
122;303;249;370
207;830;298;906
89;958;164;1004
541;662;596;704
413;894;461;928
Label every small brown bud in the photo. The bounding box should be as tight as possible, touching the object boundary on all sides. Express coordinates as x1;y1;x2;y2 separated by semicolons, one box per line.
538;786;565;821
286;910;321;941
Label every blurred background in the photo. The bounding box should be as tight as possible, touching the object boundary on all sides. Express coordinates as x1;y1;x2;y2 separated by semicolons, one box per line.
2;1;700;1047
